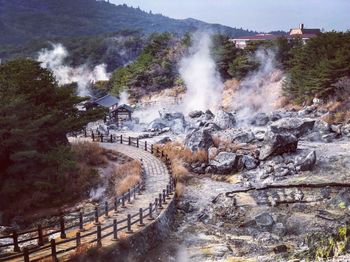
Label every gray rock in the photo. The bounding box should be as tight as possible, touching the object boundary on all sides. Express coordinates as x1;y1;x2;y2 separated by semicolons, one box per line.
330;124;342;135
185;129;213;151
295;151;316;171
255;212;274;228
188;110;204;118
242;155;259;170
259;132;298;160
213;109;236;130
251;113;269;126
322;133;338;143
205;110;214;119
341;124;350;137
156;137;171;144
162;112;184;121
209;152;239;174
270;117;315;138
230;130;255;143
313;119;331;134
202;122;221;132
148;118;167;131
269;112;283;122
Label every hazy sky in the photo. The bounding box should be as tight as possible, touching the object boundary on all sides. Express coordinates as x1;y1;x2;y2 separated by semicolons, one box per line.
109;0;349;32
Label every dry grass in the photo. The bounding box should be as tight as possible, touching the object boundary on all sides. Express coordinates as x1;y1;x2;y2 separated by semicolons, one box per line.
175;182;185;197
112;160;142;195
155;142;208;164
72;141;108;166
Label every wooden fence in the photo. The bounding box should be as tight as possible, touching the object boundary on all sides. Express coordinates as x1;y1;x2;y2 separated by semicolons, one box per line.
0;132;175;262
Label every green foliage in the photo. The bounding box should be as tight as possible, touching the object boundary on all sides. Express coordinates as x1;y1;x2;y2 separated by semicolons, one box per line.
0;31;145;72
283;32;350;102
109;32;179;97
294;225;350;260
0;0;256;46
211;34;239;80
0;59;104;216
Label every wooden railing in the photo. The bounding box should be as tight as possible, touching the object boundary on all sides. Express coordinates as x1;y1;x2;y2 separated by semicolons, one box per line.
0;132;175;262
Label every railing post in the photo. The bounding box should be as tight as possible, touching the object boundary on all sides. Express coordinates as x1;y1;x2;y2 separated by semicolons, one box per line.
94;206;100;225
114;197;118;215
163;189;167;204
159;194;163;209
100;134;103;142
149;203;154;220
127;214;133;233
76;232;81;247
113;219;118;240
154;198;158;213
151;144;154;154
136;138;139;148
122;195;126;208
145;141;147;151
139;208;145;226
128;136;131;145
166;185;171;199
128;189;131;203
51;239;57;262
133;186;137;199
110;134;113;143
120;135;123;144
12;230;20;253
104;201;109;218
84;128;87;137
97;225;102;248
92;132;95;142
79;210;84;231
138;182;142;195
38;224;44;246
60;216;66;239
23;247;29;262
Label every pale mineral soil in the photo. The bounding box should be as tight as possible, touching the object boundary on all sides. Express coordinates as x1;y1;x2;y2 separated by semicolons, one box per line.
140;138;350;262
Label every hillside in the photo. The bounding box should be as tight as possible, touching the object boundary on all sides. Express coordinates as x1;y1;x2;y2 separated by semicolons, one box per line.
0;0;256;46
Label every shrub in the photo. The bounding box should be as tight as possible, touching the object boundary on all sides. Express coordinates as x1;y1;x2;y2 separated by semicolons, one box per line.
72;142;108;166
112;160;142;195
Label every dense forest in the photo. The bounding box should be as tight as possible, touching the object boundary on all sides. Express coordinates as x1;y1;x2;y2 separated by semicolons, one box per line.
0;0;256;46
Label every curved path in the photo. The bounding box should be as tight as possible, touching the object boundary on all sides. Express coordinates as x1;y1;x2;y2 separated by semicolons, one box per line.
10;141;171;262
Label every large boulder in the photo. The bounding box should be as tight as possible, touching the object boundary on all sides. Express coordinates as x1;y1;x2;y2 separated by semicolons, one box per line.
148;112;186;134
269;118;315;138
230;130;255;143
259;131;298;160
251;113;269;126
214;110;236;130
185;129;214;151
188;110;204;118
295;151;316;171
209;152;239;174
242;155;259;170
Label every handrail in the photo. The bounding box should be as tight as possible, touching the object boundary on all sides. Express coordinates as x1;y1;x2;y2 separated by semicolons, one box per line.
0;131;176;262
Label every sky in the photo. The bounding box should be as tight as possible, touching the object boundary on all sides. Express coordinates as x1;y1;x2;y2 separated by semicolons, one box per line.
109;0;350;32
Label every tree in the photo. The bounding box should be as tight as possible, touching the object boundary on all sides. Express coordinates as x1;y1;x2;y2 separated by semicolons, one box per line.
0;59;104;209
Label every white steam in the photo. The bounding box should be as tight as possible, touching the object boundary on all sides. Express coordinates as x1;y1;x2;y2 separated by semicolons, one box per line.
37;43;110;97
232;49;284;124
119;91;129;105
180;32;223;113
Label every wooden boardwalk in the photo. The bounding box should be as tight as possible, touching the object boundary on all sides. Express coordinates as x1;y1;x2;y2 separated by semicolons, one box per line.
4;142;172;262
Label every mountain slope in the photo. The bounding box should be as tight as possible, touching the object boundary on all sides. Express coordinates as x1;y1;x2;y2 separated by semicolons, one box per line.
0;0;256;45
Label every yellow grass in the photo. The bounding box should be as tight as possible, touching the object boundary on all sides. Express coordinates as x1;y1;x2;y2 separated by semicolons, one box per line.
113;160;141;195
72;141;108;166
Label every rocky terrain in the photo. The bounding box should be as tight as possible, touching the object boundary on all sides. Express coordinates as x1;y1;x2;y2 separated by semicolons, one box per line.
87;98;350;261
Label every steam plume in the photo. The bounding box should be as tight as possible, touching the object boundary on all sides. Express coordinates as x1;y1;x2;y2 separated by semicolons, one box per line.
37;44;110;97
180;32;223;113
232;49;284;124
